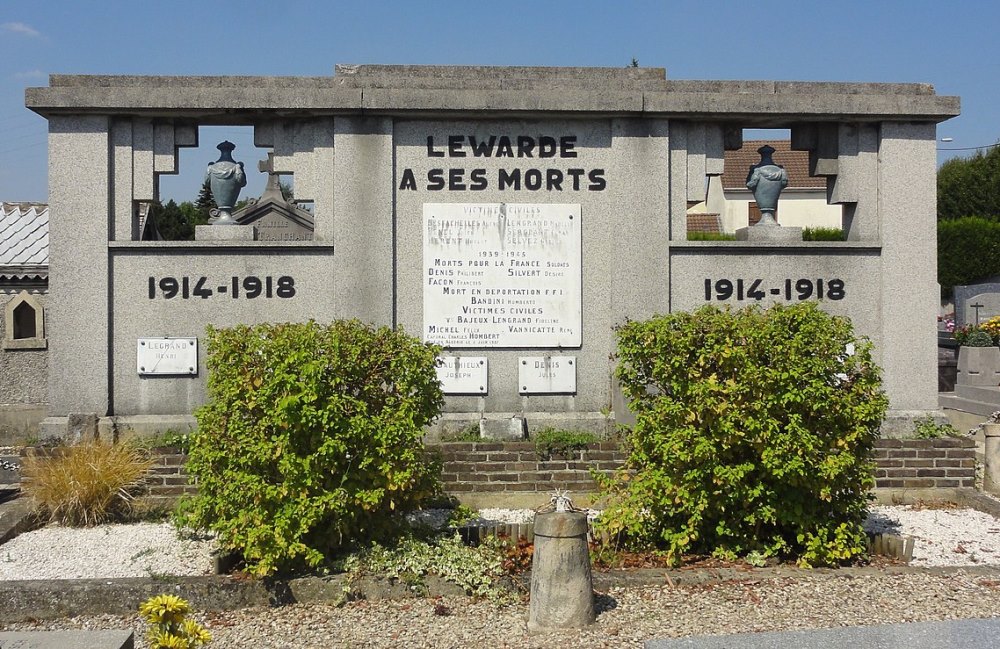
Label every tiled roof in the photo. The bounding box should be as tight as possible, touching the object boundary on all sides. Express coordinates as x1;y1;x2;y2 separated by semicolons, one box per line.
687;213;722;233
0;202;49;266
721;140;826;191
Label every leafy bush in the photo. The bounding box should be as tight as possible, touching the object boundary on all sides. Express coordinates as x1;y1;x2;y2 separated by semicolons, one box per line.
938;217;1000;296
139;594;211;649
533;428;600;459
340;532;517;604
21;441;153;526
913;416;961;439
597;302;888;567
178;320;444;576
803;227;845;241
963;329;995;347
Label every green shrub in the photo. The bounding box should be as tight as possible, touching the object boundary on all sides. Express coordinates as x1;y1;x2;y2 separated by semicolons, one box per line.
597;302;887;567
913;416;961;439
533;428;600;459
963;329;995;347
21;441;153;526
178;320;445;576
938;217;1000;296
802;227;845;241
340;533;517;604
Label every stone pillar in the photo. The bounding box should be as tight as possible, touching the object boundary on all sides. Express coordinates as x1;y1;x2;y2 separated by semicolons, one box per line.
332;117;394;325
985;424;1000;494
527;511;595;633
877;122;938;414
45;115;112;424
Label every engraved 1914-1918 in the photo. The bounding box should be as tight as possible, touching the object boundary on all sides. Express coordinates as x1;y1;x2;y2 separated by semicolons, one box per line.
704;278;845;302
148;276;296;300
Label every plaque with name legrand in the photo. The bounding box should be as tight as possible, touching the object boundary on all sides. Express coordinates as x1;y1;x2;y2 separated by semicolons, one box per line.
423;203;582;348
137;338;198;375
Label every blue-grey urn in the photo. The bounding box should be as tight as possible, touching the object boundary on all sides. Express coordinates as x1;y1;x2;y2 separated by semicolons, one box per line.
745;144;789;226
205;141;247;224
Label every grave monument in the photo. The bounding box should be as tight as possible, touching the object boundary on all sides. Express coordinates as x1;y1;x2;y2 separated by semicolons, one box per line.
23;65;959;437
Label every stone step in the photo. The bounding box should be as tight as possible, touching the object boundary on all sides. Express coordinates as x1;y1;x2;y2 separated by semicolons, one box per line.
0;630;134;649
955;384;1000;403
940;393;1000;417
0;455;21;484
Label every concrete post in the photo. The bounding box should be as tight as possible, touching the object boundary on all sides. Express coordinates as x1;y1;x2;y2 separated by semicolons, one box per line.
985;424;1000;494
527;511;595;634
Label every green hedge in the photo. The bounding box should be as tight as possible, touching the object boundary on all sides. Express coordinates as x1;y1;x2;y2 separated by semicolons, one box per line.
597;303;887;566
802;227;844;241
178;320;444;576
938;217;1000;295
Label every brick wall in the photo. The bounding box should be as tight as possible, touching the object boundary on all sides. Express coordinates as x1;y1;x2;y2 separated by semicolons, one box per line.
436;442;626;495
873;438;976;489
140;438;976;501
145;447;197;503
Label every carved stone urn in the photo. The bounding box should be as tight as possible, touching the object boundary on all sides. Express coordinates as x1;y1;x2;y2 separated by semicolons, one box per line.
745;144;789;226
205;141;247;225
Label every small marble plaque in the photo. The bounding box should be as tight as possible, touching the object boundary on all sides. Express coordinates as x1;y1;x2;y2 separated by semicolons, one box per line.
137;338;198;375
437;356;488;394
518;356;576;394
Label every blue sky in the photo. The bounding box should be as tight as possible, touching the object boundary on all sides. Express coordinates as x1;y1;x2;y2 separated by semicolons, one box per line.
1;0;997;202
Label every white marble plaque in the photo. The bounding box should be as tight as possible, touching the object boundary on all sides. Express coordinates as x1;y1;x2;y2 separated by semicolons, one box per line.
436;356;488;394
518;356;577;394
137;338;197;375
423;203;582;348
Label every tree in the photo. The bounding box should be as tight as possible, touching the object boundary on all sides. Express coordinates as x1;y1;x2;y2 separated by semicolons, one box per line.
195;180;216;219
938;144;1000;220
148;199;207;241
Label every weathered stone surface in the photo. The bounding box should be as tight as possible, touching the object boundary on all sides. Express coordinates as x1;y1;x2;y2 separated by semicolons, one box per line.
0;576;274;623
527;511;595;633
0;630;134;649
26;69;959;122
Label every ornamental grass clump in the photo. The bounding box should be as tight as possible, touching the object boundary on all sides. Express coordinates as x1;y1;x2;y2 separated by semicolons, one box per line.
20;440;153;526
139;594;211;649
178;320;445;576
597;302;888;567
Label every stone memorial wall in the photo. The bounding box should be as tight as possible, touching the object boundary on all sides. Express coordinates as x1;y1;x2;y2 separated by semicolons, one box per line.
24;65;959;437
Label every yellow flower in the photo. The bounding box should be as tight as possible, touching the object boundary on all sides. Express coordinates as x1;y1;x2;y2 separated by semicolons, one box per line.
182;619;212;646
139;594;192;625
149;630;189;649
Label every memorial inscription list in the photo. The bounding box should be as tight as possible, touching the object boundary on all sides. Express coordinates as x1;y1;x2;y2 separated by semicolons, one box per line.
423;202;582;348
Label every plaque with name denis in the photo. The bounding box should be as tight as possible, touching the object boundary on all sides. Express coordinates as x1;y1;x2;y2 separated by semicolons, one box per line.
423;203;582;348
518;356;577;394
436;356;488;394
137;338;198;375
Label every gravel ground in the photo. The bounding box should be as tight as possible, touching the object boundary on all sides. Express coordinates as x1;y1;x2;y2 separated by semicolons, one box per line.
0;522;216;580
4;571;1000;648
866;505;1000;567
5;506;1000;646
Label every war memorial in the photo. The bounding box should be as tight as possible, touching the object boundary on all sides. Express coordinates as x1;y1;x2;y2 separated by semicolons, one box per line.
22;65;959;438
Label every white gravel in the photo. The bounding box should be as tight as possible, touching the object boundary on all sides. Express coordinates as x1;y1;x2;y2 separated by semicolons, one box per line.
4;505;1000;582
865;504;1000;567
0;522;216;580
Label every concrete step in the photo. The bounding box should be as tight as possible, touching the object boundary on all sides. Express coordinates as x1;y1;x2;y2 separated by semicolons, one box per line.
0;630;134;649
0;455;20;484
940;393;1000;417
956;384;1000;403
